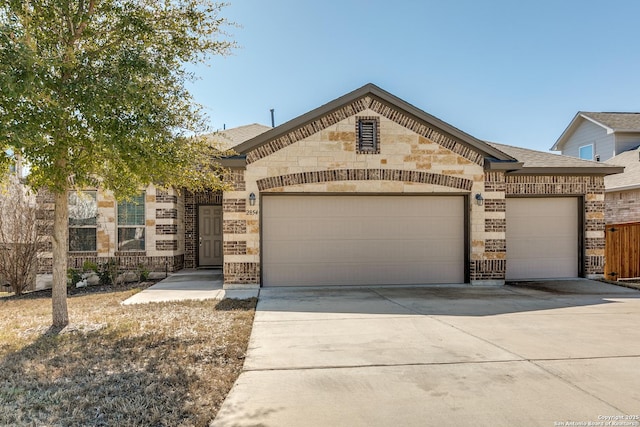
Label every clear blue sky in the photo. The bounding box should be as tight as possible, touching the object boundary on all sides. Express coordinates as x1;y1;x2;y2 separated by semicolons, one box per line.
187;0;640;153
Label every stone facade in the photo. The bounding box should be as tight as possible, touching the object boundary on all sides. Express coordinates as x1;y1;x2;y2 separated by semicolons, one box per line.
34;88;613;288
605;189;640;224
225;104;496;286
217;95;610;287
37;185;185;274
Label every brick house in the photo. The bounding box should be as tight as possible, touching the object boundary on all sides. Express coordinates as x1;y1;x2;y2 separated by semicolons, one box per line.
38;84;622;287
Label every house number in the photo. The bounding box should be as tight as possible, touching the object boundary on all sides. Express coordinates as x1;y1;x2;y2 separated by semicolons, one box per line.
246;210;259;216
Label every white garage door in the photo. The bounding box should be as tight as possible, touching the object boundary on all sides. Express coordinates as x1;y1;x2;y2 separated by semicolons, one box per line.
506;197;579;280
262;195;465;286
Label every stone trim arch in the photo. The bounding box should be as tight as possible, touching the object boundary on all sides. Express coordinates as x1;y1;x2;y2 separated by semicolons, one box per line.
256;168;473;191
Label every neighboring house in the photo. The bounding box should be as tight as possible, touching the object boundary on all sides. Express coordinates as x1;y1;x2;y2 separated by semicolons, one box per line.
603;146;640;224
551;112;640;162
37;84;622;286
553;111;640;280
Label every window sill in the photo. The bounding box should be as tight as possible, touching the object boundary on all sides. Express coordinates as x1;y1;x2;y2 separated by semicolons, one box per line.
114;251;147;257
69;251;98;256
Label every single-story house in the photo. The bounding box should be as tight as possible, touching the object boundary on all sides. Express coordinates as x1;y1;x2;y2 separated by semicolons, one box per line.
37;84;623;287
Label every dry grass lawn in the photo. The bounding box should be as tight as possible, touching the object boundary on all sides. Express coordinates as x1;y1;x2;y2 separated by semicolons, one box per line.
0;286;257;426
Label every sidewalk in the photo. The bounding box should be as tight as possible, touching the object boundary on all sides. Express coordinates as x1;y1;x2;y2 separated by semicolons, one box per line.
122;269;258;305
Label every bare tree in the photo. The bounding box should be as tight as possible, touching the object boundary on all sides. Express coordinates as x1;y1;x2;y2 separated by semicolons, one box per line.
0;177;40;295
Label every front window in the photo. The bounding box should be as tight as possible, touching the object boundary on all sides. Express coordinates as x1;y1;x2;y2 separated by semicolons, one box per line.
117;193;145;251
579;144;594;160
69;191;97;252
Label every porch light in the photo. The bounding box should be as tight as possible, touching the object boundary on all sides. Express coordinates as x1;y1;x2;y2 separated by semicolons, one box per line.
475;193;484;206
249;192;256;206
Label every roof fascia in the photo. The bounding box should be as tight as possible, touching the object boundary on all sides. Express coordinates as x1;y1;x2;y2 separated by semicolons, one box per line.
580;114;614;134
234;83;515;161
216;156;247;169
505;166;624;176
484;159;524;171
605;183;640;192
551;112;612;151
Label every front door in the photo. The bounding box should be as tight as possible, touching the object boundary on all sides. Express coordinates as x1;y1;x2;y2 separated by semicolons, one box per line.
198;205;222;266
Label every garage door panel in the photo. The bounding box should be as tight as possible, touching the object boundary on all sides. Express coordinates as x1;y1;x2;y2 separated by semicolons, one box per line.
506;198;579;280
265;239;463;264
266;261;464;286
263;195;465;286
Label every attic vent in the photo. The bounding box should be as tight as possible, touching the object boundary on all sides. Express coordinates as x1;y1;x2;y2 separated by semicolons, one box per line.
356;117;380;154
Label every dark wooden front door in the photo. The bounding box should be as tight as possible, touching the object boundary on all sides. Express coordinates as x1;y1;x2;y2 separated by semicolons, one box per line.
198;205;222;266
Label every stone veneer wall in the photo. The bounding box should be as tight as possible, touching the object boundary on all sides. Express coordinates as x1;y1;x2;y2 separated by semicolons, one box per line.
605;189;640;224
223;98;499;286
36;185;185;274
505;175;606;277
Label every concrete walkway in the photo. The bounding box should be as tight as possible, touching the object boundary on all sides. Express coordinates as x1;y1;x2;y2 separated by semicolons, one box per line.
212;280;640;427
121;269;258;305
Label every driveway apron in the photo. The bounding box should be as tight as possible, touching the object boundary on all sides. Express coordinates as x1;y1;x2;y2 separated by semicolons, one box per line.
212;280;640;427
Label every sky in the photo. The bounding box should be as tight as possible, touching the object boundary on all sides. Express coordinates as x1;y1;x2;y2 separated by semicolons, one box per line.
186;0;640;153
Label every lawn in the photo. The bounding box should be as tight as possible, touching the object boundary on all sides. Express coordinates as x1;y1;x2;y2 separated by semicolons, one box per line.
0;286;257;426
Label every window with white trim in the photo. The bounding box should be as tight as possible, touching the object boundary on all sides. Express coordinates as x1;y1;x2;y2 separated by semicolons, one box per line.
117;193;145;251
69;191;97;252
579;144;594;160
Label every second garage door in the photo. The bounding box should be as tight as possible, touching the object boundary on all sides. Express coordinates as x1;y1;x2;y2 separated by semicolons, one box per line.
262;195;465;286
506;197;579;280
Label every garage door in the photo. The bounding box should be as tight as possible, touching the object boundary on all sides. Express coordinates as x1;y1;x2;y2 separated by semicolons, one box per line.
262;195;465;286
506;197;579;280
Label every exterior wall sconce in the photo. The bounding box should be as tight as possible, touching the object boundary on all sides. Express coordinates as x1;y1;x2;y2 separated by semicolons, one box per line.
475;193;484;206
249;192;256;206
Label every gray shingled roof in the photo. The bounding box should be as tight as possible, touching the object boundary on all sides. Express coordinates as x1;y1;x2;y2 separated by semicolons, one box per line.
486;142;620;170
203;123;272;150
581;112;640;131
604;147;640;191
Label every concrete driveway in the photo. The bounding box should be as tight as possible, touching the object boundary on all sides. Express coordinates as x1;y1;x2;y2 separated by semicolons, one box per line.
211;280;640;427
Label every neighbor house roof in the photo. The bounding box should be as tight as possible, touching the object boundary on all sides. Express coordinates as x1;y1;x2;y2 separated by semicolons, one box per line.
552;112;640;151
604;147;640;191
487;142;624;175
204;123;272;150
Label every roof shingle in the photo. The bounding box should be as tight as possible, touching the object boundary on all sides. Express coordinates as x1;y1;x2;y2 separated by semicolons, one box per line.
581;112;640;131
604;147;640;191
486;141;619;170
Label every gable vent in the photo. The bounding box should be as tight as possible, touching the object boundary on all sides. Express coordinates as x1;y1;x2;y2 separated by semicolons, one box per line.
357;117;380;154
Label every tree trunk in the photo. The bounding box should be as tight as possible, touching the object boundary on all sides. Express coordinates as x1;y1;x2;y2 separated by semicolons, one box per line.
52;190;69;327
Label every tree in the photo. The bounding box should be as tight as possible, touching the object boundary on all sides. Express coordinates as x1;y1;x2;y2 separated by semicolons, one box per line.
0;175;41;295
0;0;235;326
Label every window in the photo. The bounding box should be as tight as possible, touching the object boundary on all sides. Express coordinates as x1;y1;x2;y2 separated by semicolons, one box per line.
69;191;97;252
579;144;594;160
357;117;380;154
117;193;145;251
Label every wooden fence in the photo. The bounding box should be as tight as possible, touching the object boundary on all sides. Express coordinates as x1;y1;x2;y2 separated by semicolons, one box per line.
605;222;640;280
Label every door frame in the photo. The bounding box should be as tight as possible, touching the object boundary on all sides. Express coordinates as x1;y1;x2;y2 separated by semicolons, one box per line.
197;204;223;267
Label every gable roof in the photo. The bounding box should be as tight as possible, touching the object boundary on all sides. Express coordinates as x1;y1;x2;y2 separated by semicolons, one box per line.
233;83;515;162
552;112;640;151
604;146;640;191
487;142;624;175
